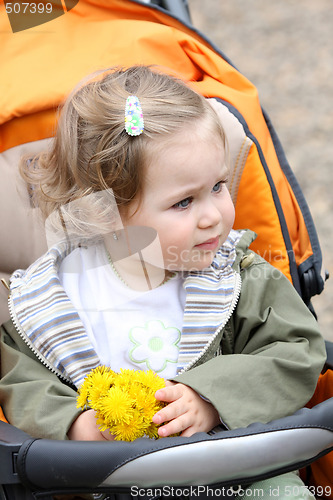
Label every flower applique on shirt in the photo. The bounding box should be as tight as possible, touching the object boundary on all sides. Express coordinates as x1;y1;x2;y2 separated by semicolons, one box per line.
129;320;181;373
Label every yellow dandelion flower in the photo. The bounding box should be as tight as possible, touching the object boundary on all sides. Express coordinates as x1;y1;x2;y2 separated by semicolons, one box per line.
77;366;115;410
132;388;148;407
139;393;161;424
95;411;109;432
86;365;113;386
98;386;133;424
145;422;160;440
116;368;137;390
130;369;148;386
77;367;167;441
76;383;89;409
111;413;145;442
87;368;115;406
137;370;166;394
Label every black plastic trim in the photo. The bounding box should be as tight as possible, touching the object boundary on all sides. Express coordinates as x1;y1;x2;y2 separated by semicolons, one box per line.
263;109;324;300
214;99;302;295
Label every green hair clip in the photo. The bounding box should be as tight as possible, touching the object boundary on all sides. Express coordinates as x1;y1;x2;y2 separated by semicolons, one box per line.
125;95;144;136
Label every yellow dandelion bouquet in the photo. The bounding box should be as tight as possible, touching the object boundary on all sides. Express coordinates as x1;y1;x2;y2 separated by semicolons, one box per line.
77;366;166;442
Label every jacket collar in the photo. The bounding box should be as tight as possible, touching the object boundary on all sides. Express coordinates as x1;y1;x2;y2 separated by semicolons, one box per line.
9;243;100;388
178;229;246;372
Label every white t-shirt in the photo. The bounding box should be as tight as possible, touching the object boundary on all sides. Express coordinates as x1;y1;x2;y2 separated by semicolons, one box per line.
59;243;186;378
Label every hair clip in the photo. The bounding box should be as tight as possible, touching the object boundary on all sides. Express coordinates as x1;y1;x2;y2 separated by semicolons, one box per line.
125;95;144;136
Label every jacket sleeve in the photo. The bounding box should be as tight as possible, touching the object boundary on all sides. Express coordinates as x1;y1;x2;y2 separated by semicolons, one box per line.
173;257;326;430
0;320;82;440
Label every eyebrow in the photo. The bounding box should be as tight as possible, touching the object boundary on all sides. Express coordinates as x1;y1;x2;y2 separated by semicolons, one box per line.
165;185;202;205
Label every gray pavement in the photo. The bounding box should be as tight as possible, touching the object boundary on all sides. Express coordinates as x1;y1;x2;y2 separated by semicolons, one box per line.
189;0;333;341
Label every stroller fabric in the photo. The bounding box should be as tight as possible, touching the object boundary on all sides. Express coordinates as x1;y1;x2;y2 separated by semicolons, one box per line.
0;0;324;303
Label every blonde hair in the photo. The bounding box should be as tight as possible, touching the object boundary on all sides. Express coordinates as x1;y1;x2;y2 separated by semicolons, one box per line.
21;66;225;239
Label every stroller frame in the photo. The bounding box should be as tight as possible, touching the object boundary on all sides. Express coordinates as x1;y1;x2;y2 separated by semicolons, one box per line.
1;381;333;499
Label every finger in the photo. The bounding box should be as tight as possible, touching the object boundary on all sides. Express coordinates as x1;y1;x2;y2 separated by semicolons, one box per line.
154;383;182;403
152;399;185;425
164;380;176;387
100;429;115;441
157;412;192;438
180;426;197;438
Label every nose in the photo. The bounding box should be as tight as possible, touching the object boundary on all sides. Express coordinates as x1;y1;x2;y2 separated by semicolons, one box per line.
197;199;222;229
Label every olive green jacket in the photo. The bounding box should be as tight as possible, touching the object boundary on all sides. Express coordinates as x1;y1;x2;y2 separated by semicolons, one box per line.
0;230;326;439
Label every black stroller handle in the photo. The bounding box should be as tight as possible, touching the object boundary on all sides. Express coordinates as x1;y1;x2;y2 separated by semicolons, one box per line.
1;398;333;496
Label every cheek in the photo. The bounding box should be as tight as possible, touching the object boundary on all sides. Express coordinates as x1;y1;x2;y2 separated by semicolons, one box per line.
158;226;193;266
221;195;235;228
158;213;192;241
159;229;188;253
227;202;236;226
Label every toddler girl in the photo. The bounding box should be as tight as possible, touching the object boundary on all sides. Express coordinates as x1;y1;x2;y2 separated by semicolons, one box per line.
0;66;325;499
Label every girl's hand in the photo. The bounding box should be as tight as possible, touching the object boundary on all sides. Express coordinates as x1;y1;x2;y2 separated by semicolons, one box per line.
67;409;115;441
152;381;220;438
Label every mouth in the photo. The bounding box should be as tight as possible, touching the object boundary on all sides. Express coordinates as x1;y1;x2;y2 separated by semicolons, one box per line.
194;236;220;251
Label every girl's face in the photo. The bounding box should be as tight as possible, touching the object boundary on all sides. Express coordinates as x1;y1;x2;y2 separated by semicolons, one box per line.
122;120;235;273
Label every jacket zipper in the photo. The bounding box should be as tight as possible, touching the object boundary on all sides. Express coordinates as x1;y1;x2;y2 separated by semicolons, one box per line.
178;270;242;374
8;293;72;385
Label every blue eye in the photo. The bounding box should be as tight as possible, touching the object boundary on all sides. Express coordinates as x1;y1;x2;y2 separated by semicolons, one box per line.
173;197;192;209
213;180;228;193
212;181;223;193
